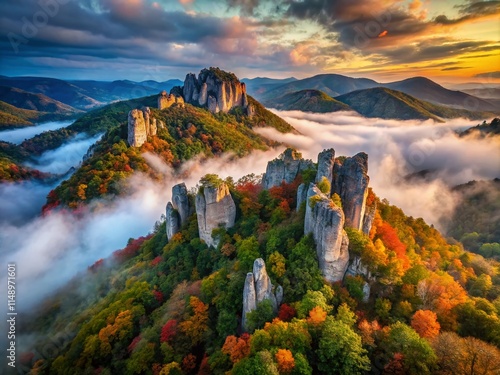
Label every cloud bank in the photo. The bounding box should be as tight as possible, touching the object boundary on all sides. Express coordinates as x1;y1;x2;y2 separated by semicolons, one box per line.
257;110;500;227
0;148;281;312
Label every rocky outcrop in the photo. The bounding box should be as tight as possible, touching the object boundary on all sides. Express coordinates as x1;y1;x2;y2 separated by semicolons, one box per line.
262;148;314;189
346;256;371;279
195;181;236;248
181;68;249;114
242;258;281;331
362;201;376;236
304;183;349;283
158;90;184;109
296;183;308;212
127;107;157;147
332;152;369;230
166;202;180;241
315;148;335;194
165;182;191;241
172;183;190;226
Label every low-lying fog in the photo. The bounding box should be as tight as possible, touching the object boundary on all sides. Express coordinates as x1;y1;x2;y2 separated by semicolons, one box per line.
0;111;499;313
0;120;74;144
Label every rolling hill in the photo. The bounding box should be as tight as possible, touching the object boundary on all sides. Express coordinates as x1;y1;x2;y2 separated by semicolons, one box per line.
0;86;81;114
335;87;496;121
264;89;351;112
256;73;379;101
384;77;498;112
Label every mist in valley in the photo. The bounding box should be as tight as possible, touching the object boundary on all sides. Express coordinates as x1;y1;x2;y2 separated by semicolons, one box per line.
0;111;498;317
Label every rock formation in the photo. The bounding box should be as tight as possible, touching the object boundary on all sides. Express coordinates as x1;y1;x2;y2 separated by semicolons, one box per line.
242;258;281;331
166;202;180;241
195;180;236;248
165;182;192;241
158;90;185;109
315;148;335;194
180;67;249;114
262;148;314;189
362;201;377;236
127;107;157;147
172;183;190;226
296;183;308;212
304;183;349;283
331;152;369;230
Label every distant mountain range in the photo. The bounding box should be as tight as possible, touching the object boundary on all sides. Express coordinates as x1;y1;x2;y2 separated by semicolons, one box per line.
0;76;183;110
265;87;497;121
249;74;498;114
0;72;497;129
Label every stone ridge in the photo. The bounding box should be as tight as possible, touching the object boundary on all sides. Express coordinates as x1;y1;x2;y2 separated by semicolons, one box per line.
242;258;283;331
262;148;314;189
178;67;251;114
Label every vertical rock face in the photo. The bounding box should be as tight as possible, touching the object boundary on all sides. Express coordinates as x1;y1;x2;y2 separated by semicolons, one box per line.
182;68;249;114
304;183;350;283
195;182;236;248
172;183;190;226
315;148;335;194
242;258;281;331
362;201;377;236
262;148;314;189
332;152;369;230
128;107;157;147
296;183;308;212
166;202;180;241
158;90;185;109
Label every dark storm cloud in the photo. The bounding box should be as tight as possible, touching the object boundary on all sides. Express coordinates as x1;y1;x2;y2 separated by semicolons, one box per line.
435;0;500;25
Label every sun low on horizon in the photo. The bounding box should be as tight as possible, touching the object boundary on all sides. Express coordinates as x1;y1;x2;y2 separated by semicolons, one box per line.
0;0;499;85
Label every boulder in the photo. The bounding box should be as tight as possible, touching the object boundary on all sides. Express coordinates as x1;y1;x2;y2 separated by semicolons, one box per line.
195;181;236;248
332;152;369;230
304;183;349;283
262;148;314;189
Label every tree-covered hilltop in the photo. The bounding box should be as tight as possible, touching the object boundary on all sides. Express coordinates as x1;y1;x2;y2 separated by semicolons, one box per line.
24;149;500;375
443;179;500;259
43;97;293;210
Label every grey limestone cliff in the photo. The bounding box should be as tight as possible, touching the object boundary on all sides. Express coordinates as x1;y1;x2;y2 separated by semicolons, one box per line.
181;68;249;114
262;148;314;189
304;183;349;282
332;152;369;230
242;258;281;331
166;202;180;241
315;148;335;194
127;107;157;147
195;181;236;248
165;183;191;241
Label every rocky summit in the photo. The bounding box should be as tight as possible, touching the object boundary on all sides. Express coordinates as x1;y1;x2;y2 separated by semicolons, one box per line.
179;67;252;114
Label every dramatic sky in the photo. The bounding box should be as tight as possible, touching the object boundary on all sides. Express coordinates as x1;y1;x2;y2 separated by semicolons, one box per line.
0;0;499;83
